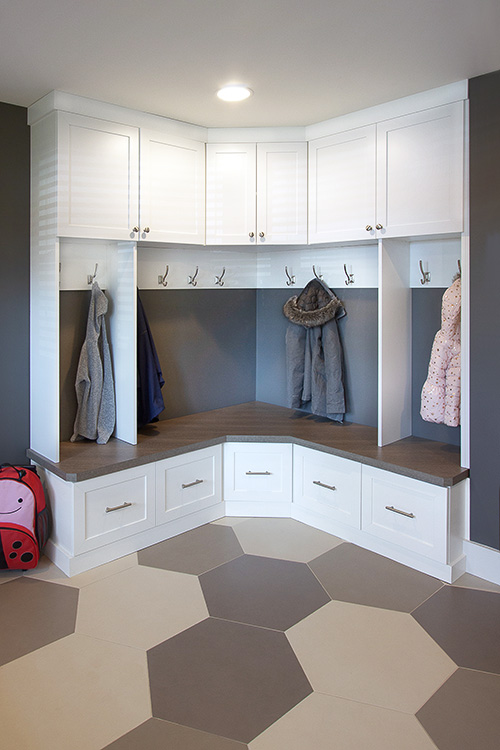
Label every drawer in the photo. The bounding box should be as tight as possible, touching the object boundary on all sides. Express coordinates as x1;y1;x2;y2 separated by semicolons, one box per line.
293;446;361;528
74;464;156;554
224;443;293;502
156;445;222;524
361;466;449;563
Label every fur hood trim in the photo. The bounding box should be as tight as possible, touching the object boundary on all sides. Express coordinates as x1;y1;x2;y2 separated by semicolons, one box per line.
283;295;342;328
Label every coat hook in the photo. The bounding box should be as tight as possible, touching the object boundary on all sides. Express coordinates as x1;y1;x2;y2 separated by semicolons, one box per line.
158;265;169;287
344;263;354;286
188;266;199;286
285;266;296;286
214;267;226;286
419;260;431;285
87;263;98;285
312;265;323;280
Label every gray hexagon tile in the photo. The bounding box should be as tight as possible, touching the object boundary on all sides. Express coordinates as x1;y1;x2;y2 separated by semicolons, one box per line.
0;577;79;665
104;718;249;749
412;585;500;673
147;617;312;743
309;543;444;612
199;554;330;630
138;522;244;574
231;517;343;562
417;668;500;750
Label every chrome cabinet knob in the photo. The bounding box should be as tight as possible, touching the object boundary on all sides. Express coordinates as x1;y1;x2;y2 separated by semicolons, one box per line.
143;227;150;233
376;223;383;230
249;232;255;238
132;226;140;233
259;232;265;238
365;225;373;232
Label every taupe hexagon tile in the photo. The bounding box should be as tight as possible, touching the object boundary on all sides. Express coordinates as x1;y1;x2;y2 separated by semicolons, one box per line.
230;517;343;562
0;577;79;666
0;633;151;750
147;617;312;743
417;668;500;750
249;692;438;750
412;585;500;673
138;522;244;574
309;543;444;612
286;600;456;713
200;554;330;630
76;564;208;650
104;718;249;749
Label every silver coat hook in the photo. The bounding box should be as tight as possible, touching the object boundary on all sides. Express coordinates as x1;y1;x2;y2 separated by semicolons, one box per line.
87;263;98;285
419;260;431;285
344;263;354;285
158;265;169;287
188;266;199;286
312;265;323;280
285;266;296;286
215;267;226;286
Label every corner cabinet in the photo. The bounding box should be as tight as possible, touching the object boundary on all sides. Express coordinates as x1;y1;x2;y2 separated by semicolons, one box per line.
206;142;307;245
308;101;464;243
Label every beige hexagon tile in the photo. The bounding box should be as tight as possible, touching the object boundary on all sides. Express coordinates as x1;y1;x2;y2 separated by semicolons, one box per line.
231;517;344;562
249;692;438;750
24;552;138;588
287;600;456;713
76;563;209;649
211;516;250;527
0;633;151;750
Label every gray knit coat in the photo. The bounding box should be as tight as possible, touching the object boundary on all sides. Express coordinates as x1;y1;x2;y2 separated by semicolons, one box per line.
71;282;116;444
283;278;346;422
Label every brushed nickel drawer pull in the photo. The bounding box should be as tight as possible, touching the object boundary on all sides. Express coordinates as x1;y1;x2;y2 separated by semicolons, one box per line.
313;480;337;491
105;501;133;513
246;471;271;476
385;505;415;519
182;479;204;489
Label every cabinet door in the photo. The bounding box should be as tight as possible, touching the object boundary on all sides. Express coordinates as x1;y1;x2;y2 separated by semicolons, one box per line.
57;112;139;240
256;142;307;244
308;125;377;243
206;143;256;244
376;101;464;237
293;446;361;528
224;443;293;503
155;446;222;525
140;130;205;244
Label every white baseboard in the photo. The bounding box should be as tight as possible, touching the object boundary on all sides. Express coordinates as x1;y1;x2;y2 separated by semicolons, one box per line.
463;540;500;586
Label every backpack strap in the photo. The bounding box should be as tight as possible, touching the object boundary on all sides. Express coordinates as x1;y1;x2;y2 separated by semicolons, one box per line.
0;464;26;479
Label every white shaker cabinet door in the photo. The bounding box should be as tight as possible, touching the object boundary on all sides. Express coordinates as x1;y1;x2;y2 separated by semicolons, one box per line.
376;101;464;237
308;125;377;243
140;130;205;244
206;143;257;245
57;112;139;240
256;142;308;245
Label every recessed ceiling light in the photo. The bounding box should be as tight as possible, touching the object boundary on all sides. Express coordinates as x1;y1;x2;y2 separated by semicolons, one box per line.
217;84;253;102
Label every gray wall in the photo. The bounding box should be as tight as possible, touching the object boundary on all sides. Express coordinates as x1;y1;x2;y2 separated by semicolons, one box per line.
0;103;30;464
469;69;500;550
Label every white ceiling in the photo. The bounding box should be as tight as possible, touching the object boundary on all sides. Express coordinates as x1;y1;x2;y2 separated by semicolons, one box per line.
1;0;500;128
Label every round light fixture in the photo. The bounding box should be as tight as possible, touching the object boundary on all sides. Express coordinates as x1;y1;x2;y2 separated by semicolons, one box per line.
217;84;253;102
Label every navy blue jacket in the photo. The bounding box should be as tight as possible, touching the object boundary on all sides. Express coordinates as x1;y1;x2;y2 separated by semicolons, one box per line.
137;291;165;428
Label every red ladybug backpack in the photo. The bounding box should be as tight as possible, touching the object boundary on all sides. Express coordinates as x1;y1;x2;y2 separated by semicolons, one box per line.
0;465;51;569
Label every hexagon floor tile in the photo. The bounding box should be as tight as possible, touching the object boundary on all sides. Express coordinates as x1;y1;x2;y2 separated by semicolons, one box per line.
286;599;456;713
309;543;444;612
0;577;79;665
230;517;343;562
417;668;500;750
137;522;244;574
147;617;312;743
104;718;249;750
199;554;330;630
412;585;500;673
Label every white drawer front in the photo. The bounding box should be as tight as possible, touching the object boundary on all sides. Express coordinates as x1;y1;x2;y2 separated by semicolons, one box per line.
74;464;156;553
156;446;222;524
361;466;449;563
293;446;361;528
224;443;292;502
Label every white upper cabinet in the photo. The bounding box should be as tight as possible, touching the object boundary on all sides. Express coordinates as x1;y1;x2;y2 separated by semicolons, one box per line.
308;125;377;243
308;101;464;243
377;101;464;237
206;142;307;245
57;112;140;241
139;130;205;244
